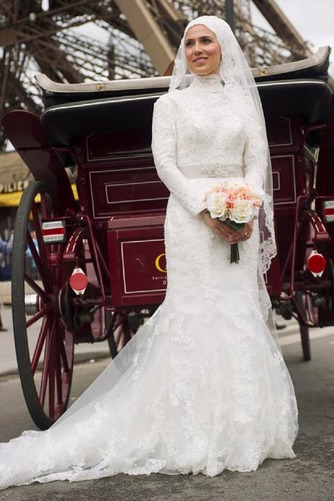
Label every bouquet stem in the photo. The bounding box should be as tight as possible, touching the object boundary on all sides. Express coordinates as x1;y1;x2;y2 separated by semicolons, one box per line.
228;220;243;264
230;243;240;264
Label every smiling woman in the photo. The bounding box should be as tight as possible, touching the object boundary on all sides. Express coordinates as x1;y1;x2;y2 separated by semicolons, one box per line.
184;25;222;76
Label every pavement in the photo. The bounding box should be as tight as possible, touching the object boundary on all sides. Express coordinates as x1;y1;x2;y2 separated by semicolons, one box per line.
0;306;334;500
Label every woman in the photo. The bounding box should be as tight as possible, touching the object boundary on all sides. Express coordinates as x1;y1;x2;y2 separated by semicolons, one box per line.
0;16;297;489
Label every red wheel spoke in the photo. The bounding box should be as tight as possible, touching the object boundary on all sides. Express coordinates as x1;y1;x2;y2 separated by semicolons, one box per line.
55;331;64;408
31;316;50;374
59;332;70;372
24;273;50;304
48;322;56;420
114;326;122;346
39;323;52;408
107;311;137;357
26;230;51;287
26;305;49;329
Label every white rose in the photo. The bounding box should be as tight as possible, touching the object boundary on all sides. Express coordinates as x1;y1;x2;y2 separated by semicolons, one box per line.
206;191;228;220
229;199;254;223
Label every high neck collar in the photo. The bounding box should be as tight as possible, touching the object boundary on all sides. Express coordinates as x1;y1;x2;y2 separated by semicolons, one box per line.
189;74;224;93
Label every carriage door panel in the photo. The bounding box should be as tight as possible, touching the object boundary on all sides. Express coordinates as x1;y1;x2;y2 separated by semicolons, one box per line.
108;215;167;307
266;116;304;290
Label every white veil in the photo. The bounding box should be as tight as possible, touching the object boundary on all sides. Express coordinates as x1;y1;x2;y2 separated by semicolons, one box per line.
170;15;277;320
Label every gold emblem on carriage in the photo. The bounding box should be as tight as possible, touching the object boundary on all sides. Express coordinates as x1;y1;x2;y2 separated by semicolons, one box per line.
155;253;167;273
259;67;269;76
96;82;106;91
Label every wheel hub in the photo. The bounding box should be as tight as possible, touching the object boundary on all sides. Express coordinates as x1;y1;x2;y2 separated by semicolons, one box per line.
24;294;41;315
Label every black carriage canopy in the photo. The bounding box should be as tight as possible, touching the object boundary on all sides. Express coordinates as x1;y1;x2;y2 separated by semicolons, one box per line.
36;46;332;149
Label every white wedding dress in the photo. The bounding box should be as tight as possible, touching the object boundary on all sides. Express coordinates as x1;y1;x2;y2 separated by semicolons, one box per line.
0;75;298;489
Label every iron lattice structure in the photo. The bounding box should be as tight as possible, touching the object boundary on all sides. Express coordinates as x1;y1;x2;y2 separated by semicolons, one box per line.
0;0;312;150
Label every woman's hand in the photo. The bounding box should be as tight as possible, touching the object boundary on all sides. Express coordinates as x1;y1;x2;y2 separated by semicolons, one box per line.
201;211;253;242
201;211;234;238
228;220;253;244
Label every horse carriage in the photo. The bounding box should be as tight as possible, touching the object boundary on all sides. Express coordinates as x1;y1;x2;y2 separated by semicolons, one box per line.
1;46;334;430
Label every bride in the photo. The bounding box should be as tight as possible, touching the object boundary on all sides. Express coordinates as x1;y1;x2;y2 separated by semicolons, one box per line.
0;15;298;489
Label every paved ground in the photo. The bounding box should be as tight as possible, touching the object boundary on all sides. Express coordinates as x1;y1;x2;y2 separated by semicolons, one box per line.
0;306;333;501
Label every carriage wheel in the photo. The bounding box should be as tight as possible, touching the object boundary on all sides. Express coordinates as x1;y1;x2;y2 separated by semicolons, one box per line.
12;181;74;429
295;291;312;361
107;311;139;358
294;215;321;362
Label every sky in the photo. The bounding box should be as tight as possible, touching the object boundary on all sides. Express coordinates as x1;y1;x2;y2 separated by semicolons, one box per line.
252;0;334;71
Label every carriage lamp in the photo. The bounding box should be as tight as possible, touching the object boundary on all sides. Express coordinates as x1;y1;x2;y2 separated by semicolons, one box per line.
69;267;88;295
307;251;326;277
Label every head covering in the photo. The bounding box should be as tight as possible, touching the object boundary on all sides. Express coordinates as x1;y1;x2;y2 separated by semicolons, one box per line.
170;16;276;319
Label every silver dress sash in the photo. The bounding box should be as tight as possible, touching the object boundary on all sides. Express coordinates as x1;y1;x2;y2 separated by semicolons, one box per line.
180;163;244;179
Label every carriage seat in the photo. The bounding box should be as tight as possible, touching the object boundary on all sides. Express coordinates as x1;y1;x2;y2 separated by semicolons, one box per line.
258;79;332;125
35;46;331;107
40;93;160;147
37;46;332;148
40;77;332;150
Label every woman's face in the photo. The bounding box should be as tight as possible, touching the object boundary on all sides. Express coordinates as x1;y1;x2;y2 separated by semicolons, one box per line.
184;25;221;76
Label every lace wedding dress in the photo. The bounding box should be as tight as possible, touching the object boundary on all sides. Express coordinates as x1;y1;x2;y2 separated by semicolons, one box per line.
0;75;298;489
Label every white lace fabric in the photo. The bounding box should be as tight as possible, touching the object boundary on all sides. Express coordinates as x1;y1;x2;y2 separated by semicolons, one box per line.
152;74;268;208
170;16;276;282
0;17;298;490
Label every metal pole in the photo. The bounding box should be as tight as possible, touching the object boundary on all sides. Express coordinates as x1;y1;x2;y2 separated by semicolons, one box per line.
225;0;235;33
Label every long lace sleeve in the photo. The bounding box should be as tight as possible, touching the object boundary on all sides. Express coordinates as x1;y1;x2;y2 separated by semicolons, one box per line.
151;96;207;216
243;110;268;189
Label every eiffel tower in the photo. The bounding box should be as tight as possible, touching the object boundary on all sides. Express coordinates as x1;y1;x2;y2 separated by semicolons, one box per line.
0;0;313;150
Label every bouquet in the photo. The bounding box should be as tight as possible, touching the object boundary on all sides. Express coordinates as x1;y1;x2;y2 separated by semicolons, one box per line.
205;180;263;263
